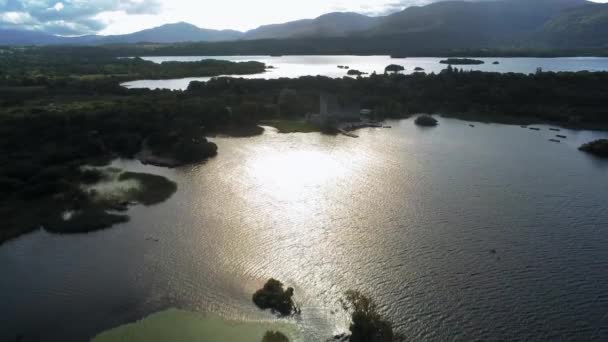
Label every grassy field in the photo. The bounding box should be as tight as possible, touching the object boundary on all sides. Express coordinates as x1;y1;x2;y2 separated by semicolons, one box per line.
260;120;322;133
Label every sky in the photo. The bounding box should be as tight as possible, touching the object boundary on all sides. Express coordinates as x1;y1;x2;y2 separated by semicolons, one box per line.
1;0;607;36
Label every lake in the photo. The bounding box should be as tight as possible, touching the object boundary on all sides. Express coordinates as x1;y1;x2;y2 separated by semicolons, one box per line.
1;117;608;341
121;55;608;90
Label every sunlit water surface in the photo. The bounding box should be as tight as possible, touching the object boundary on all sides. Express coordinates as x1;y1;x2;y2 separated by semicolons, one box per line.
1;118;608;341
121;55;608;90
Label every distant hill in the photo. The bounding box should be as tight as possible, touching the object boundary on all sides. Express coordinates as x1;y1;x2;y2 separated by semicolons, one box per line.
244;12;378;40
0;29;70;45
0;22;243;46
366;0;592;47
1;0;607;52
96;22;243;44
540;3;608;48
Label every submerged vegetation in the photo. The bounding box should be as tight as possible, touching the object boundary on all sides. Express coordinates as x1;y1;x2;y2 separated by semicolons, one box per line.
252;279;297;316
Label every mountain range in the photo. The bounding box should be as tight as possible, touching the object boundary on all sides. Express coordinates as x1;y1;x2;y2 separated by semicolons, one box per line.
1;0;607;49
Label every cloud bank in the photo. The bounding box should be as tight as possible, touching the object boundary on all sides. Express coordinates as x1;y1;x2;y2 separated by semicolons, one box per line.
2;0;607;36
0;0;162;35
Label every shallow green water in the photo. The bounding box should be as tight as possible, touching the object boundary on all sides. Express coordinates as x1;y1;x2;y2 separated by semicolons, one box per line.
93;309;299;342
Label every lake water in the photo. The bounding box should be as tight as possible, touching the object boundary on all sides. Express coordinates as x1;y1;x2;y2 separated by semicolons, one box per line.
2;117;608;341
121;55;608;90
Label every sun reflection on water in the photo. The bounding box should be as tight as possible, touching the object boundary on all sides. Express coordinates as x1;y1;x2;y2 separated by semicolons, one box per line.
246;149;349;197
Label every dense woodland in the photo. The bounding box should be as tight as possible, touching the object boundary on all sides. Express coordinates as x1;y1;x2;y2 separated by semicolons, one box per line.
1;49;608;244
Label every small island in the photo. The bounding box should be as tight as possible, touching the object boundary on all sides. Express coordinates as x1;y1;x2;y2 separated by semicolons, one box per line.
415;115;439;127
252;279;297;316
341;290;395;342
414;67;425;72
493;61;500;65
347;69;367;76
440;58;485;65
385;64;405;74
579;139;608;158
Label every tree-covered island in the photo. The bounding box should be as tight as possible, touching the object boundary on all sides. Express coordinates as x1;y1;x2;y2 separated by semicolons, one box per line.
439;58;485;65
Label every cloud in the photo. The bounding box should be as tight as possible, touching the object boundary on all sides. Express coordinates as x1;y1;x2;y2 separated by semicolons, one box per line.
328;0;452;16
354;0;497;16
0;11;34;24
0;0;163;35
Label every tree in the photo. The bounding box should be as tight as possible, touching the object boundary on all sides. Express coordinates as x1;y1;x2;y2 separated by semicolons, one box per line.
252;279;297;316
341;290;394;342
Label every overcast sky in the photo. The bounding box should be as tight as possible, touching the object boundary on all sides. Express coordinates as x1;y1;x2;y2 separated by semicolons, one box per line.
1;0;607;36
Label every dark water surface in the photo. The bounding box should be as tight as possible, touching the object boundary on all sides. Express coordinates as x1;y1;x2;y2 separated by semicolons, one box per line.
2;117;608;341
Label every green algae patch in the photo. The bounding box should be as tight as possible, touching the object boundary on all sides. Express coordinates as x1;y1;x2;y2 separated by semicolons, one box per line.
92;309;299;342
